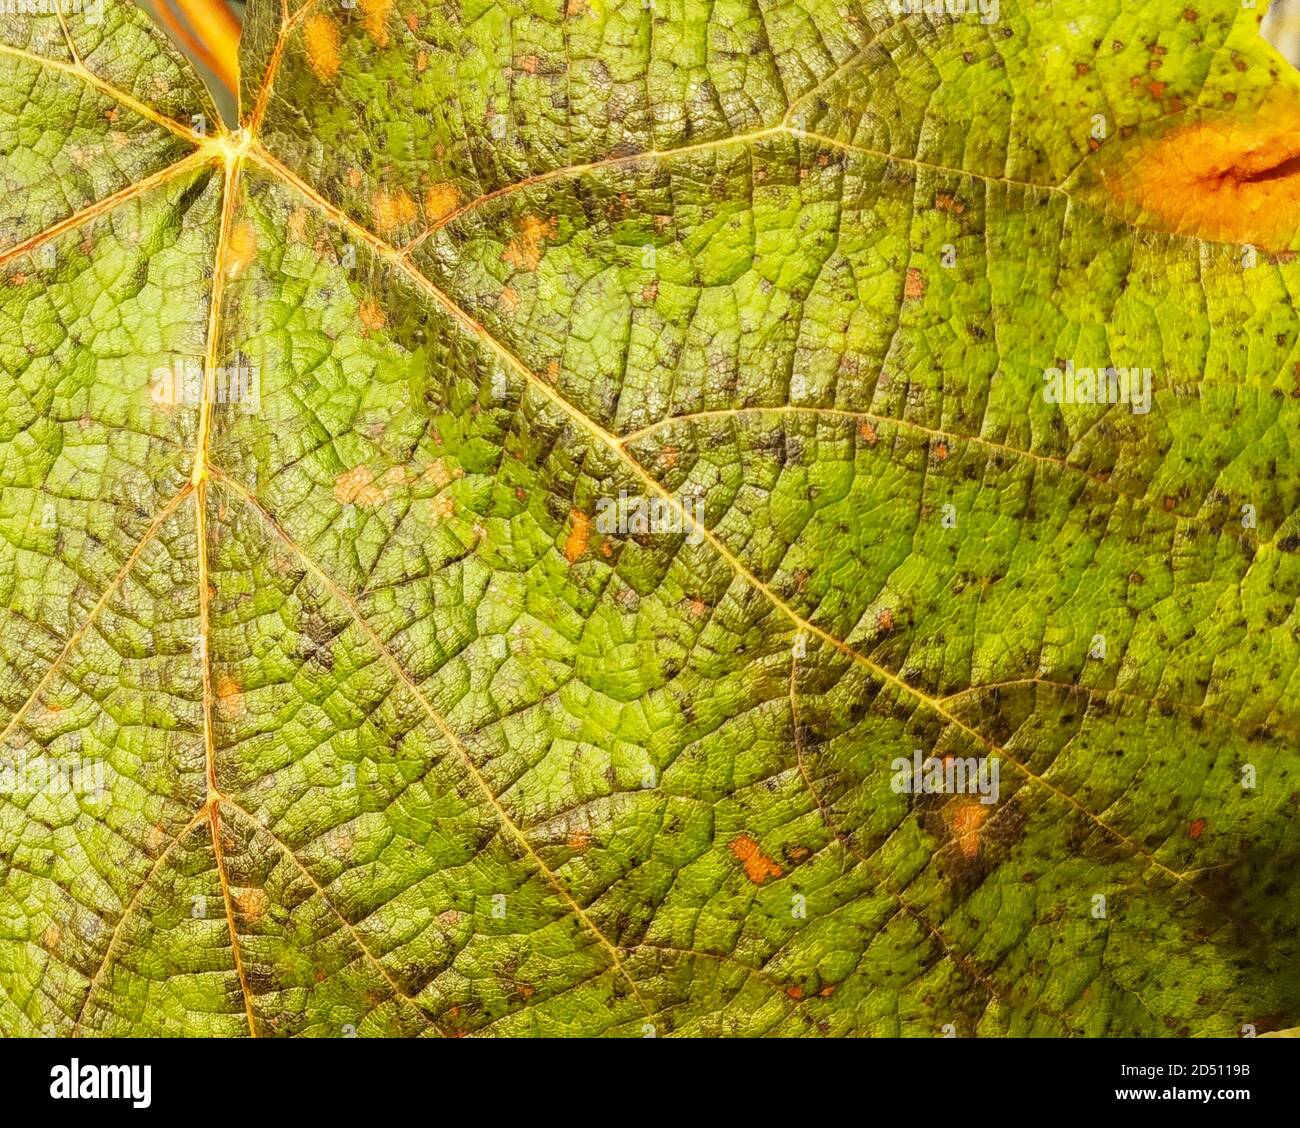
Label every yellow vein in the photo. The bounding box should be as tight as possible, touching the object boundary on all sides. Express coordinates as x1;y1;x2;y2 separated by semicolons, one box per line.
244;0;323;135
71;801;212;1035
781;13;918;127
192;149;244;488
0;151;209;269
789;657;1011;1015
0;485;191;756
218;795;448;1037
53;0;81;68
195;149;242;802
209;803;259;1036
248;143;1244;931
942;675;1300;754
0;41;202;143
403;126;786;253
620;404;1268;553
208;469;654;1021
191;142;253;1031
619;940;818;1031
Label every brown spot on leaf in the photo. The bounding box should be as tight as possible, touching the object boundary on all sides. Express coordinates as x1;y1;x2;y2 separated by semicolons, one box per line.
904;267;925;299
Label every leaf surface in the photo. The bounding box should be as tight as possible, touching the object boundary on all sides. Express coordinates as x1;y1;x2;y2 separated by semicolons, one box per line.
2;0;1299;1037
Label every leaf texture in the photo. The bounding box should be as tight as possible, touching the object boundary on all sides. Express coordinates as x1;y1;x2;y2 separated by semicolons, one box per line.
1;0;1299;1037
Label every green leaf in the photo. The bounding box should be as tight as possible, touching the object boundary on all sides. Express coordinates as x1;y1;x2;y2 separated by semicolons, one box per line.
2;0;1299;1038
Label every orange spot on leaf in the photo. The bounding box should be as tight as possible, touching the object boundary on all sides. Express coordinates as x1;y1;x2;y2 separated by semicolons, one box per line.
729;834;783;884
424;182;460;222
233;887;270;922
502;214;557;272
358;297;387;332
372;188;417;234
563;509;591;562
946;799;989;859
215;675;244;719
225;223;256;276
1104;100;1300;250
303;14;342;84
334;464;391;508
359;0;394;46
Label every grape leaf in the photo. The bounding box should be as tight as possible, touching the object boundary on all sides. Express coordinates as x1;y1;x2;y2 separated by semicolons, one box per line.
2;0;1299;1038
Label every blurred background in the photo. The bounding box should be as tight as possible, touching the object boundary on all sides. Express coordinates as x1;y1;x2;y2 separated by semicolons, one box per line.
136;0;242;126
1265;0;1300;68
